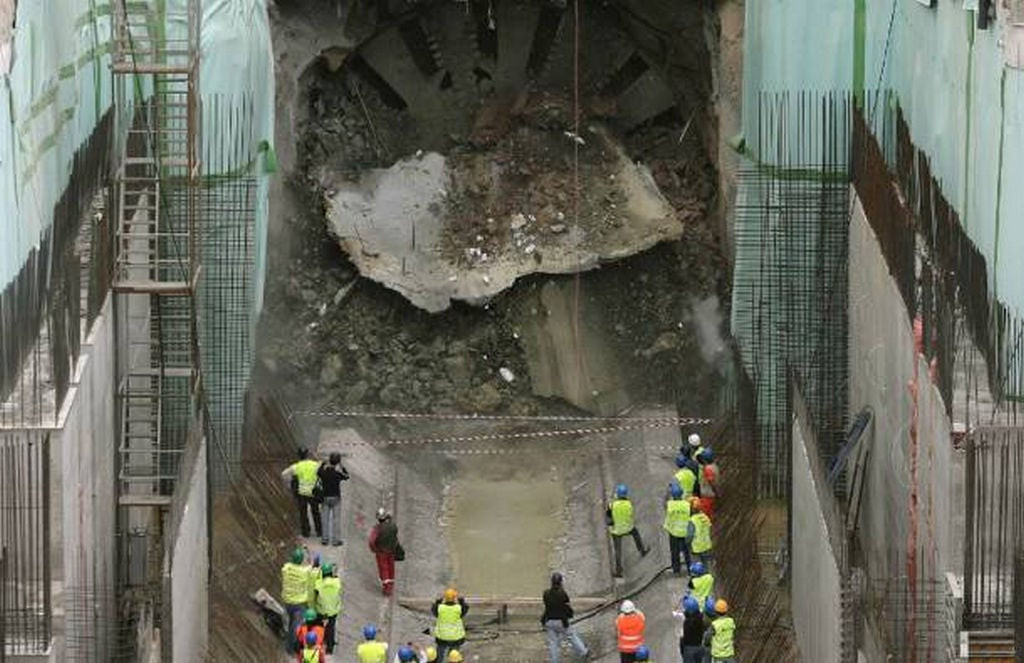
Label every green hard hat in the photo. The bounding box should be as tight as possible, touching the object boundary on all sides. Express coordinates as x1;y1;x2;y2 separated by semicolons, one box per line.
304;608;318;623
291;548;304;564
321;563;334;576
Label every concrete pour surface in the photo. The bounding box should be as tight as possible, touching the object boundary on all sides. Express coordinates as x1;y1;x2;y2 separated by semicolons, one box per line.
298;409;689;662
321;127;682;313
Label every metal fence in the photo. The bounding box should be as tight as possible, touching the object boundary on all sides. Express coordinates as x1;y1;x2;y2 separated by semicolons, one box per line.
964;427;1024;628
0;431;51;654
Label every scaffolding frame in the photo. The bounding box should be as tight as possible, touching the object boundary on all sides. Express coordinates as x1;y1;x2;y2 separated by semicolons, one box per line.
110;0;202;508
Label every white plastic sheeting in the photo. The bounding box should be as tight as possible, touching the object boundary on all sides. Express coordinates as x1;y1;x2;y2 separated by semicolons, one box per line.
0;0;114;287
0;0;274;295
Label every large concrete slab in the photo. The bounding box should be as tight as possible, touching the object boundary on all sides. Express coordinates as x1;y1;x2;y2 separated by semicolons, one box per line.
321;125;682;313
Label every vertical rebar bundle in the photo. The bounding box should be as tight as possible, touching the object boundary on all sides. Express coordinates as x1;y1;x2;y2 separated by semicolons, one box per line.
732;91;853;497
964;427;1024;629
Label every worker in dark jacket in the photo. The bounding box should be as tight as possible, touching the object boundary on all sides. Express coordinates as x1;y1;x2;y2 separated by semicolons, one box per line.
369;508;402;595
318;453;349;546
541;572;589;662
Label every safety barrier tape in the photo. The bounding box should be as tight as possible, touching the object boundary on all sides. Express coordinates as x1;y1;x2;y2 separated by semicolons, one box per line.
289;409;713;426
328;419;697;448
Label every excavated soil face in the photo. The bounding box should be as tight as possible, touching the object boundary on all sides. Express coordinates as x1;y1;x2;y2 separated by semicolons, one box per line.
298;0;716;310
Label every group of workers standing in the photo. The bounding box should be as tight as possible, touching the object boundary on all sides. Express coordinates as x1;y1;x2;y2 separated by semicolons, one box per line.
599;433;735;662
278;431;735;662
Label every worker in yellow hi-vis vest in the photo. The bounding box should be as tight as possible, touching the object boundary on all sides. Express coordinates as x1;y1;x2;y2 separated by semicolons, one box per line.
281;447;323;539
281;548;313;652
314;563;342;654
357;624;388;663
663;482;692;575
702;599;736;662
433;588;469;662
606;484;650;578
688;498;713;565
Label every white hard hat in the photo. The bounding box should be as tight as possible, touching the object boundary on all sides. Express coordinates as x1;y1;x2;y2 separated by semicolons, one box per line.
688;433;701;447
620;600;636;614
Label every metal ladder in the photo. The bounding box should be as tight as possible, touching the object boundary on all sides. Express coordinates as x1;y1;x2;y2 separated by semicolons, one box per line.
111;0;201;507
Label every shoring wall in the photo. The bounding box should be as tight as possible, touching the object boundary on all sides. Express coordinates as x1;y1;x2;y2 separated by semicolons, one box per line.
163;430;208;663
52;293;118;661
848;195;960;659
791;385;847;662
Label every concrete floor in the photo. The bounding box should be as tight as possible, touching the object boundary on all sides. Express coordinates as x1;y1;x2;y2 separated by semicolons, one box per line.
293;409;692;662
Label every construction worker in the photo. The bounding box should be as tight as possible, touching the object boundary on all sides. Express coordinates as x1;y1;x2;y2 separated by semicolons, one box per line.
684;433;704;464
395;643;436;663
663;482;692;575
702;600;736;662
357;624;389;663
369;507;403;595
697;448;720;519
673;595;707;663
300;630;324;663
673;455;700;500
634;644;651;661
314;562;342;653
306;554;322;609
432;588;469;662
446;651;464;663
281;548;313;651
318;451;349;546
606;484;650;578
688;498;713;565
281;447;323;539
541;571;590;661
615;600;646;663
295;608;325;655
687;563;714;606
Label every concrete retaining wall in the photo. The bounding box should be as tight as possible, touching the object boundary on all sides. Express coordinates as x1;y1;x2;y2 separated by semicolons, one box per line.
51;294;118;661
791;387;845;663
848;193;961;658
164;432;209;662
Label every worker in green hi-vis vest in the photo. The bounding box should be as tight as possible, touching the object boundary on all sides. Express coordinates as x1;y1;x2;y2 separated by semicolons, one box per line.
606;483;650;578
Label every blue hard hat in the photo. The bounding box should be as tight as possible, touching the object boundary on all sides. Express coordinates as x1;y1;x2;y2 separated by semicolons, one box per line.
704;597;717;615
700;448;715;463
305;631;318;646
615;483;629;498
675;453;688;468
669;482;683;498
689;562;706;576
635;645;650;660
398;645;417;661
682;595;700;614
363;624;377;640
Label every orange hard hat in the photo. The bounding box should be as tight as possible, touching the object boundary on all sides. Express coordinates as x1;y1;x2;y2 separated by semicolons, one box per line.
443;587;458;602
715;599;729;614
689;497;702;511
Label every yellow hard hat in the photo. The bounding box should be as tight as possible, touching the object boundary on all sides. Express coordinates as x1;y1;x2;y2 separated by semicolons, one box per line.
715;598;729;614
443;587;458;602
425;646;438;662
447;650;464;663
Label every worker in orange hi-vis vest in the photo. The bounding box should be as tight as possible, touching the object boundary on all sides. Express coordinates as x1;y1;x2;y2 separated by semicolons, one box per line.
697;448;720;519
616;600;646;663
